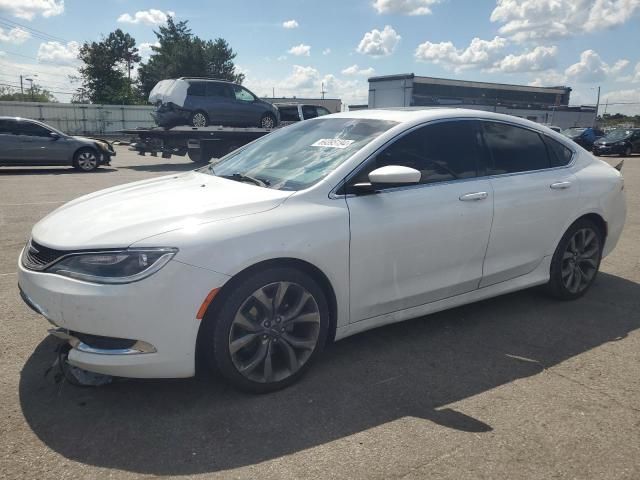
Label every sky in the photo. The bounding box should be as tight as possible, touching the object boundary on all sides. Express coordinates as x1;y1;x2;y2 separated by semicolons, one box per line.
0;0;639;114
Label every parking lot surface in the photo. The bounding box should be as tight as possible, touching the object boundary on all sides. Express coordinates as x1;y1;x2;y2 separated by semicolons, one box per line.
1;148;639;479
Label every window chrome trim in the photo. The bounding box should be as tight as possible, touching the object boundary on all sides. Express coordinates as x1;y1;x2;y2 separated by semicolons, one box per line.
329;116;577;199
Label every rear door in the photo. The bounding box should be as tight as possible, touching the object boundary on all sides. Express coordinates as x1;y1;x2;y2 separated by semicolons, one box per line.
479;121;580;287
0;119;20;161
204;82;234;125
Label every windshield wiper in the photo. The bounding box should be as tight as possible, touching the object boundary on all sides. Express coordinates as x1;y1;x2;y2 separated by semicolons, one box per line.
219;172;270;188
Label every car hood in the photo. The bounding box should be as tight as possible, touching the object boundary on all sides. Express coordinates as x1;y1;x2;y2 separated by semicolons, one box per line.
32;171;293;250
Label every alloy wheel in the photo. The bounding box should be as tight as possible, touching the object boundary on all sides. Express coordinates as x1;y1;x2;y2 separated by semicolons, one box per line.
228;281;321;383
192;113;207;127
77;151;97;171
561;227;600;294
261;115;275;129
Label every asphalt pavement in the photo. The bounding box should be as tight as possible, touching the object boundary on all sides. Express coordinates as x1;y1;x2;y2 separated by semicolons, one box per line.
1;148;639;479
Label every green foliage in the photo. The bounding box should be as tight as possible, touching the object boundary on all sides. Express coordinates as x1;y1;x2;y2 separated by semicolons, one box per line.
137;18;245;99
0;85;57;102
599;113;640;127
77;28;143;105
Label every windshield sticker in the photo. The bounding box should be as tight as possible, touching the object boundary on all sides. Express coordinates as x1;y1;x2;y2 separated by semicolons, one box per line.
311;139;355;149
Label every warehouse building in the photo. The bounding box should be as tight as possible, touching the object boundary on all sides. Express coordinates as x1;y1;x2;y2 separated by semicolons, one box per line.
366;74;596;129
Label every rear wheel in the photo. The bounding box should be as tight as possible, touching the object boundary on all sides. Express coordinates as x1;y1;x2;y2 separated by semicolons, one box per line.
547;218;603;300
73;148;99;171
203;267;329;393
189;111;209;128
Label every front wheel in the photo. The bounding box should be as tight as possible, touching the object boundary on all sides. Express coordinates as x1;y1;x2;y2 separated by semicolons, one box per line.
546;218;603;300
204;267;329;393
260;113;277;129
189;111;209;128
622;145;632;157
73;148;99;171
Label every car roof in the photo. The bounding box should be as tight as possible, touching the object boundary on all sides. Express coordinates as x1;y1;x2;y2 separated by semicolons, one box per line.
178;77;238;85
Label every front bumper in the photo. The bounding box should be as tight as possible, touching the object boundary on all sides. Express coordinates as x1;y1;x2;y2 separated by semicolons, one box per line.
18;254;230;378
592;144;625;155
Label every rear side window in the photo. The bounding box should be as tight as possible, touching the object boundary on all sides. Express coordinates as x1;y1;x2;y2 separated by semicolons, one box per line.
0;119;16;134
544;136;573;167
302;106;318;119
187;82;206;96
482;122;549;174
206;82;230;98
278;107;300;122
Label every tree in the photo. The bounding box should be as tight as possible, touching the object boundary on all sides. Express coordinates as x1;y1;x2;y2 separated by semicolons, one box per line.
77;28;142;104
0;84;57;102
138;18;244;99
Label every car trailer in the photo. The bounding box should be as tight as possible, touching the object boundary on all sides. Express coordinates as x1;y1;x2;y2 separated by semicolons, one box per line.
121;125;274;162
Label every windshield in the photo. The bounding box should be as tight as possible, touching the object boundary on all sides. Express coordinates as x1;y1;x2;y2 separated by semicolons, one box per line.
561;128;586;137
200;118;398;191
603;129;632;141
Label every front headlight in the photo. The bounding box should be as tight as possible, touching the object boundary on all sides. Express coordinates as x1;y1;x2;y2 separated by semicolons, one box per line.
47;248;177;284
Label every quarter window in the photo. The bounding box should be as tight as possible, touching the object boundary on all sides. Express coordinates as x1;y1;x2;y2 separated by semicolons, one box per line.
482;122;549;174
543;136;573;167
355;120;481;187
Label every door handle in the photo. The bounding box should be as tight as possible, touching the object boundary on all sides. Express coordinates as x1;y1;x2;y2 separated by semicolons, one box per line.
550;181;572;190
459;191;488;202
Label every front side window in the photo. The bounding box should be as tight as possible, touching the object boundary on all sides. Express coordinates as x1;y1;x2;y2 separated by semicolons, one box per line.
302;106;318;119
16;121;51;137
278;107;300;122
482;122;549;174
353;120;481;187
200;118;397;191
234;86;255;102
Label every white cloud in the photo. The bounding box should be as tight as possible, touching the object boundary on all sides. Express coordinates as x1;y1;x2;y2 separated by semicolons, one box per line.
0;55;80;101
415;36;507;71
0;27;30;44
282;19;299;29
357;25;401;57
286;65;320;89
138;42;159;60
37;41;80;65
600;88;640;115
565;49;630;83
117;9;175;26
492;45;558;73
288;43;311;56
277;55;287;61
528;70;568;87
322;48;331;55
491;0;640;42
0;0;64;20
342;64;375;76
372;0;440;15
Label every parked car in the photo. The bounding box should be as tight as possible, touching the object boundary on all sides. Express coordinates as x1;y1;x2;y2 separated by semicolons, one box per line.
275;103;332;125
0;117;115;171
561;127;605;150
542;125;562;133
19;109;626;392
149;78;280;129
592;128;640;156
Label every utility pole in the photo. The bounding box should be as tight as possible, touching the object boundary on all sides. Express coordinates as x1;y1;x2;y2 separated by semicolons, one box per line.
272;87;275;98
19;75;24;95
321;82;326;100
594;85;601;127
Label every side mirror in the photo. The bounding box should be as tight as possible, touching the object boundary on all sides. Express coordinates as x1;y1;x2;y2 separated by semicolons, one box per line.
349;165;421;195
49;132;60;140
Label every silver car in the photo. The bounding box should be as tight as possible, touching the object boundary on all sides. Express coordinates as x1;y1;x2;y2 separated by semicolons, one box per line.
0;117;115;171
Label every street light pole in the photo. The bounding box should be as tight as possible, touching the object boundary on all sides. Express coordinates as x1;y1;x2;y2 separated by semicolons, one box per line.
594;85;601;127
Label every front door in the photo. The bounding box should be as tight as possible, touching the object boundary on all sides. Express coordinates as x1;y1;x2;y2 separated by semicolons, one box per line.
14;121;68;163
479;121;580;287
346;120;494;322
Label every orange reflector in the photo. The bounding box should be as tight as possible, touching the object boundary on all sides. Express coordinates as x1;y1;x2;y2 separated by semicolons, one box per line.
196;288;220;320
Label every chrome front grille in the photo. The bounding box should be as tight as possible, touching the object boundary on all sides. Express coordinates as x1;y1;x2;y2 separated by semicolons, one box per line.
22;240;67;271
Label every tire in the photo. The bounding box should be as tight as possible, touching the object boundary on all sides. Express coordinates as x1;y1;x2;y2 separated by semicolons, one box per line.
546;218;603;300
189;111;209;128
260;113;277;129
622;145;632;157
187;148;204;162
73;148;99;171
202;266;329;393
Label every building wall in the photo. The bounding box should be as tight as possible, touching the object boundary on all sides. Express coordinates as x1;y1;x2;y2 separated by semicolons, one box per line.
368;78;413;108
262;98;342;113
0;101;155;135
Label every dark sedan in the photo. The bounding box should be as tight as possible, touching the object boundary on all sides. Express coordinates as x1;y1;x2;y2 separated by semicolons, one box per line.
561;127;605;151
592;128;640;156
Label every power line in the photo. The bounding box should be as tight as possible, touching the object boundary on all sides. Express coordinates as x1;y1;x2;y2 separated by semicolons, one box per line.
0;15;68;43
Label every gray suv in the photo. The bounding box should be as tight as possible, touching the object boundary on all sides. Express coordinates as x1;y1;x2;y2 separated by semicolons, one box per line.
149;78;280;129
0;117;115;171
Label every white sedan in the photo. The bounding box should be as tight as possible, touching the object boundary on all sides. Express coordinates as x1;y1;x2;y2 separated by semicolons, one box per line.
18;109;626;392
